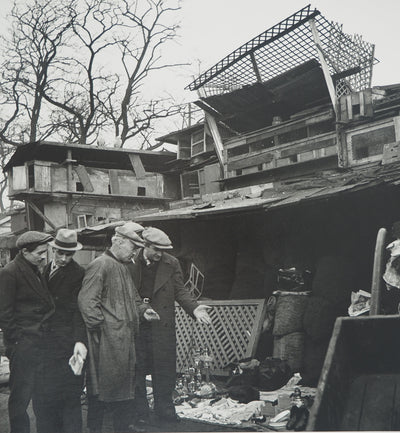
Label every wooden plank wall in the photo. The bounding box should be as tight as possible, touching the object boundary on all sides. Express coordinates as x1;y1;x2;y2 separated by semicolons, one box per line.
224;110;337;177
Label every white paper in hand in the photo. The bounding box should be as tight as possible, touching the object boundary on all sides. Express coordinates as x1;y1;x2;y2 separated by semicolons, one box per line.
69;354;84;376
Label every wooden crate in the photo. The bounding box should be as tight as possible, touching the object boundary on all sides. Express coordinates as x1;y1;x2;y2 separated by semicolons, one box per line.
175;299;267;376
307;315;400;431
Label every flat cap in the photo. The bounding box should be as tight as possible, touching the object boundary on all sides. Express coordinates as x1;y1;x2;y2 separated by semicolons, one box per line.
115;222;145;247
142;227;173;249
16;231;53;249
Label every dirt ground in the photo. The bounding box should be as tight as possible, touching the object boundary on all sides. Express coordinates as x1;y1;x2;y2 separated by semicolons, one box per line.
0;384;255;433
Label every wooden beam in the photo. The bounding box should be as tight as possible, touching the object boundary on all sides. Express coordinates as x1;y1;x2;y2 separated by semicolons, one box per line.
308;18;337;113
129;154;146;179
228;151;274;171
109;169;120;194
73;165;94;192
249;52;262;83
205;112;226;178
25;199;57;230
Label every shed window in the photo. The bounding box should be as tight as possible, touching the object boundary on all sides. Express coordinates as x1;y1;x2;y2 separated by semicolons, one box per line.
352;125;395;160
191;130;205;157
178;137;191;160
181;171;200;198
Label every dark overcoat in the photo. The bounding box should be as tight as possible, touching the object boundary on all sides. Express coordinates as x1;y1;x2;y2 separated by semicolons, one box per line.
43;259;86;358
131;252;199;384
0;252;54;350
31;259;86;406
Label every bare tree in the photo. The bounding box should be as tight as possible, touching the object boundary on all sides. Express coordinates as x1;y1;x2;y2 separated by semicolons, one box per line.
1;0;184;148
0;0;75;144
42;0;121;144
0;143;15;212
110;0;184;147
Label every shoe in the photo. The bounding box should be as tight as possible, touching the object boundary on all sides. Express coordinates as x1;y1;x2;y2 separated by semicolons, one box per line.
156;412;181;423
128;423;146;432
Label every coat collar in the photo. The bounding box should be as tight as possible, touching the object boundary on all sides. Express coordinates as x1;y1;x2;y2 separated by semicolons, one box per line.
44;259;76;281
154;252;175;293
14;253;52;304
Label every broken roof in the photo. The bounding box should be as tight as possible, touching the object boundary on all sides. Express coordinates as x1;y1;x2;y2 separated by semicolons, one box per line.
133;162;400;222
4;141;176;173
188;4;377;98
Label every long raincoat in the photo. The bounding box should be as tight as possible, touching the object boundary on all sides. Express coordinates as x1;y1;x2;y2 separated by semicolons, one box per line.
78;250;146;402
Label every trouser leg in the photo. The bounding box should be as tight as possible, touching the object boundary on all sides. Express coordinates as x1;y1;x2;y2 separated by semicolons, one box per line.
133;327;152;419
8;341;40;433
33;398;63;433
87;395;105;433
62;395;83;433
33;352;84;433
111;400;134;433
152;371;176;417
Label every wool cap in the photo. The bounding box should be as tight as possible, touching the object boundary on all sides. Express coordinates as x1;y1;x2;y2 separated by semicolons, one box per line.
49;228;82;251
16;231;53;250
142;227;173;249
115;222;145;247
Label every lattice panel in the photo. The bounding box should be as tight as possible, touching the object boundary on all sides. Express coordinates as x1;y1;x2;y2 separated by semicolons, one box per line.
175;299;267;375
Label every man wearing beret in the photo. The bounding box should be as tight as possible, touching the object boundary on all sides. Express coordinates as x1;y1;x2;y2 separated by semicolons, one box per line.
78;222;160;433
0;231;53;433
32;229;87;433
132;226;212;424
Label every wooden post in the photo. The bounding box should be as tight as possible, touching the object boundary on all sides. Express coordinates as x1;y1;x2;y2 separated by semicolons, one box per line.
66;150;73;227
370;227;387;316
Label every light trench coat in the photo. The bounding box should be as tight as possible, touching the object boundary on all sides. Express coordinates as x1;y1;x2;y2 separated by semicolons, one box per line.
78;250;146;402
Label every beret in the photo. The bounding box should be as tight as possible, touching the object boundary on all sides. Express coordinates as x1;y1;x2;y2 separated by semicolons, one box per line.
115;222;145;247
16;231;53;249
142;227;173;249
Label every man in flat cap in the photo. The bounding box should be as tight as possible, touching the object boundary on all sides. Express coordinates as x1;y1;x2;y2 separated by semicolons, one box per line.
32;229;87;433
0;231;53;433
78;222;160;433
132;226;211;424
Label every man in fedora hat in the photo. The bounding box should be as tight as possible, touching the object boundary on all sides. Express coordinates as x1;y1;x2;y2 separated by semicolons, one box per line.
0;230;53;433
78;222;160;433
31;228;87;433
131;226;212;425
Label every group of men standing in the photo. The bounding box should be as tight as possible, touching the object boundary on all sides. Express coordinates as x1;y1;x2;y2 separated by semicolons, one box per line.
0;222;211;433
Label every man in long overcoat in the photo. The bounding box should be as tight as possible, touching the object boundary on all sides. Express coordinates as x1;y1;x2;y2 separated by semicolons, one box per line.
0;231;53;433
78;222;160;433
33;229;87;433
131;227;212;424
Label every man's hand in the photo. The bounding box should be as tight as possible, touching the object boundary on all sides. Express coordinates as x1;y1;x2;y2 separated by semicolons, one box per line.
144;308;160;321
193;305;212;325
73;342;87;361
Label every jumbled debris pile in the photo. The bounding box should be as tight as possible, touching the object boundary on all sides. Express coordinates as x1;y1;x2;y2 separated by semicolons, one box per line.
171;356;316;430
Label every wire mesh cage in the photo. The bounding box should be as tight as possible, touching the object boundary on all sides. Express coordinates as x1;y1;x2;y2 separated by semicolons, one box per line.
188;5;377;98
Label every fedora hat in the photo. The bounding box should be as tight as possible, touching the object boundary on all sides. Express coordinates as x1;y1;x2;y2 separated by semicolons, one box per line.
49;229;82;251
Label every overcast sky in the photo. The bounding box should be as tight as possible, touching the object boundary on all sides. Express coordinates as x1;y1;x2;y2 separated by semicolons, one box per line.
155;0;400;103
2;0;400;139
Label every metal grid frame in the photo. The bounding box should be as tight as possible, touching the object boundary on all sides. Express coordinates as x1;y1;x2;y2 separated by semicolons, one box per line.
175;299;267;375
187;4;377;98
